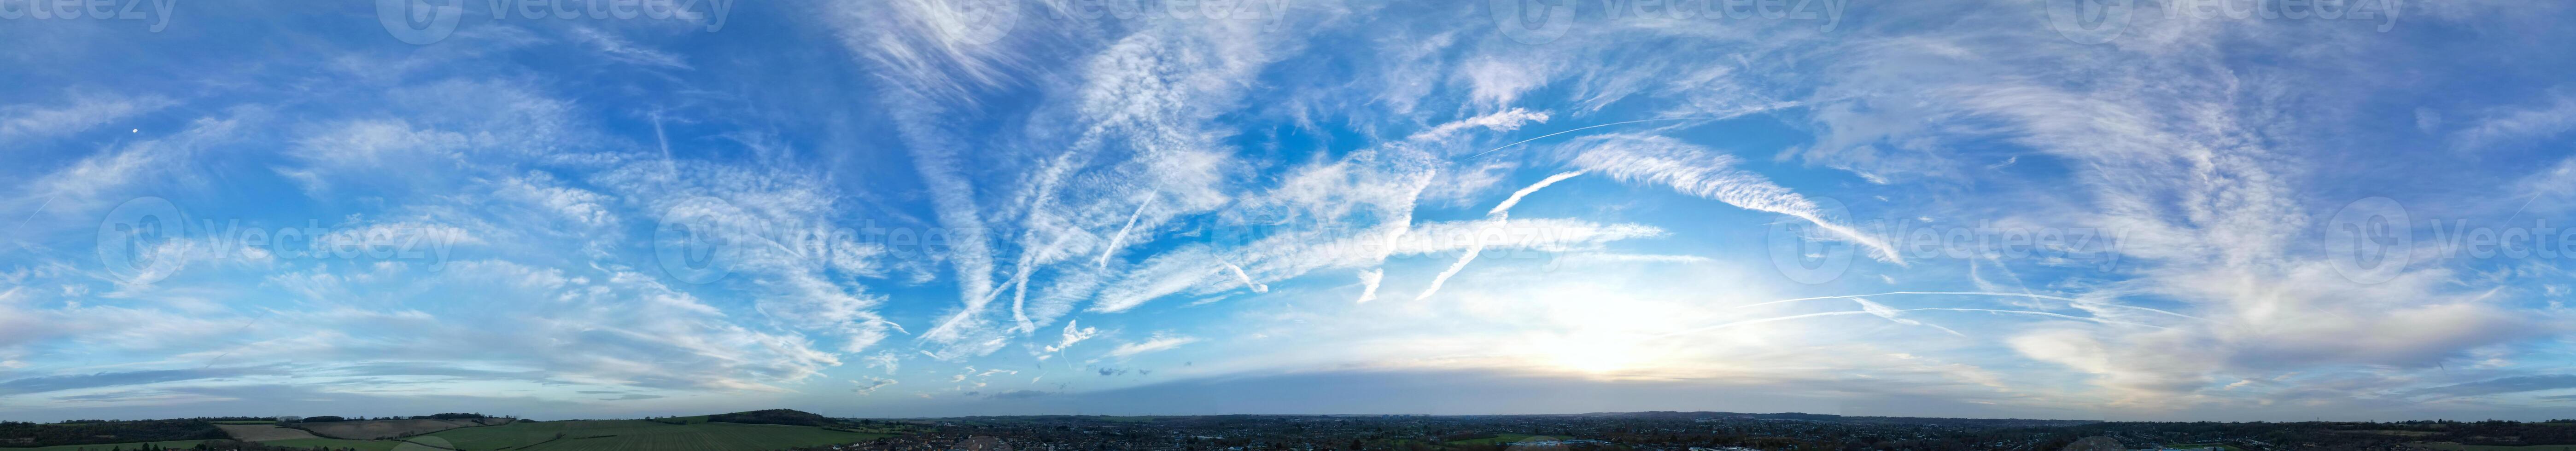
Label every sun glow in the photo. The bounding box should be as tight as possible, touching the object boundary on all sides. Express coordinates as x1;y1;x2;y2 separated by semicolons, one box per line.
1539;332;1655;374
1516;294;1702;375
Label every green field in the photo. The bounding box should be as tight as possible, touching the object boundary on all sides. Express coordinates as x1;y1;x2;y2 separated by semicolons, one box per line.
2161;443;2245;451
5;438;398;451
263;437;412;451
210;421;278;425
19;440;216;451
2413;443;2576;451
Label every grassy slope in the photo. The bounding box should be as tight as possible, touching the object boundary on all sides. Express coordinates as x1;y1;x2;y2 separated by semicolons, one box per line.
2415;444;2576;451
11;437;404;451
20;440;216;451
263;437;411;451
10;418;891;451
2159;443;2245;451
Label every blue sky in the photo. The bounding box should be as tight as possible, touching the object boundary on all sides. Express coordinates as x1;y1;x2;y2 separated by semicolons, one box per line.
3;0;2574;422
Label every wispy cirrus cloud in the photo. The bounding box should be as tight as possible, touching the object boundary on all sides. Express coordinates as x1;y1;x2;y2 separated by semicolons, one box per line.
1104;333;1200;359
0;92;173;143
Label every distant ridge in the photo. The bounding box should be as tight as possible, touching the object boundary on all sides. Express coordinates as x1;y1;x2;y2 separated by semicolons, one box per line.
1586;411;2102;427
706;409;843;427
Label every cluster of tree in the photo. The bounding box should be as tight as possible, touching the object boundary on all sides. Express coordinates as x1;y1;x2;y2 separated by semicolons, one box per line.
642;415;703;425
2406;420;2576;445
277;413;504;424
138;439;380;451
190;417;279;422
2024;419;2576;450
0;419;227;447
707;409;846;428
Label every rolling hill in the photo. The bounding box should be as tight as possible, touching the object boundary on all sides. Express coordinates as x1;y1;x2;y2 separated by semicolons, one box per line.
6;410;900;451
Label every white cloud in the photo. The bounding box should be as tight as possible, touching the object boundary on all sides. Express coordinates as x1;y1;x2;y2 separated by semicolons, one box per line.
0;93;174;143
1408;108;1550;142
1353;269;1384;304
1560;134;1904;264
1104;333;1200;359
2452;87;2576;152
1419;171;1583;301
567;27;691;69
853;377;899;395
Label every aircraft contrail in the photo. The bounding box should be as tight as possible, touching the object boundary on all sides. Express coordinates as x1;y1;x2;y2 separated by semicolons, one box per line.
1220;260;1268;293
1418;171;1583;301
1096;191;1156;268
1462;101;1804;160
1653;305;2170;339
1464;118;1698;159
1896;308;2171;330
1733;291;2202;321
1650;311;1873;338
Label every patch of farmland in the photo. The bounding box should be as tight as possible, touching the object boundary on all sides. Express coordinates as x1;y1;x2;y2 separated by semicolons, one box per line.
20;440;216;451
263;437;416;451
2413;443;2576;451
295;417;515;440
217;423;323;441
645;415;709;425
419;419;645;450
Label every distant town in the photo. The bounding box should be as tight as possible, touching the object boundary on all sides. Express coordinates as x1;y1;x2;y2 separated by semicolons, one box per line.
829;412;2576;451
